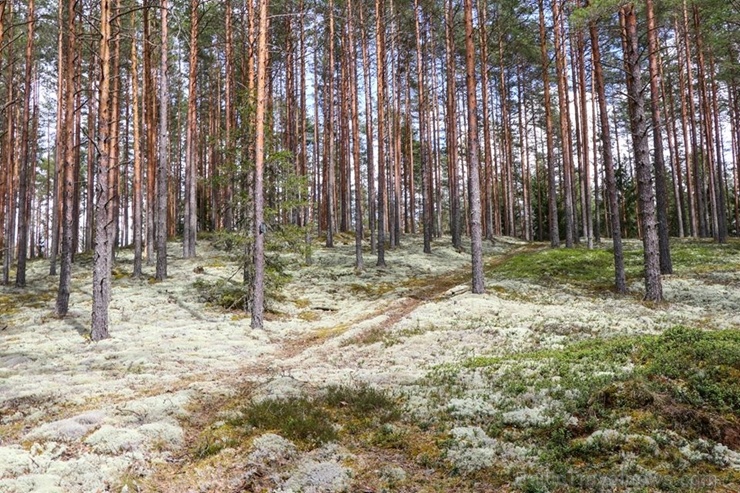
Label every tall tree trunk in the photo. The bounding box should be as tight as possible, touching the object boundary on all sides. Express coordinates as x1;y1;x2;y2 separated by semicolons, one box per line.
155;0;169;280
575;18;592;249
49;0;61;275
91;0;114;341
144;0;156;263
553;0;574;247
590;12;626;294
223;0;234;230
675;14;697;237
131;13;143;278
15;0;34;288
347;0;363;271
538;0;559;247
498;36;515;238
622;3;663;302
183;0;199;258
478;0;494;241
359;5;375;254
464;0;484;294
375;0;386;267
325;0;335;248
417;0;432;254
251;0;269;329
2;1;16;286
708;54;727;243
55;0;77;316
444;0;461;249
645;0;672;273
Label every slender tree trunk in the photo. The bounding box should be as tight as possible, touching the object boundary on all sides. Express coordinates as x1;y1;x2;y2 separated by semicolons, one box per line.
590;12;626;294
251;0;269;329
91;0;114;341
622;3;662;302
553;0;574;247
478;0;494;241
15;0;34;288
538;0;559;247
464;0;484;294
155;0;168;280
55;0;77;316
708;54;727;243
416;0;432;254
347;0;363;271
375;0;386;266
144;0;156;263
131;13;143;278
359;5;375;255
3;2;17;286
183;0;199;258
325;0;335;248
675;14;697;238
444;0;461;249
645;0;672;273
575;20;591;249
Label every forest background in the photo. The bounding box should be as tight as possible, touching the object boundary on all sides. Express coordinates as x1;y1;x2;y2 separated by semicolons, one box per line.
1;0;740;335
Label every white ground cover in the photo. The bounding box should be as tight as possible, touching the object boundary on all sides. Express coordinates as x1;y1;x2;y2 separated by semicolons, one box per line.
1;236;738;492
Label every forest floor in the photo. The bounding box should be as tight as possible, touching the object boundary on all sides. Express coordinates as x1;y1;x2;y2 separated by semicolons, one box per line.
1;233;740;493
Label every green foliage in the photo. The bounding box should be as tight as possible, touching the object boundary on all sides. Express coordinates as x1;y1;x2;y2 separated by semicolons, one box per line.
490;246;643;289
235;397;338;449
230;384;402;451
669;240;740;274
640;327;740;410
324;384;402;425
192;278;248;310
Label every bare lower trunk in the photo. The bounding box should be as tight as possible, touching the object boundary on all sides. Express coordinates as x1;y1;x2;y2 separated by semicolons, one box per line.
155;0;168;281
15;0;34;288
91;0;114;341
464;0;484;294
251;0;269;329
590;12;626;294
622;3;662;302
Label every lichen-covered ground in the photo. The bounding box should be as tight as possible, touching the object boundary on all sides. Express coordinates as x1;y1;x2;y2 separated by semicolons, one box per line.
1;235;739;492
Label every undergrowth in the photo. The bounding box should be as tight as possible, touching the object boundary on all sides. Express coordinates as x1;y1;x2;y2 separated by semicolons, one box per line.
427;326;740;491
490;238;740;291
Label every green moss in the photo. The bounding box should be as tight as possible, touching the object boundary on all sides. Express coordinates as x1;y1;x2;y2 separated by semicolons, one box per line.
234;397;338;449
228;384;402;452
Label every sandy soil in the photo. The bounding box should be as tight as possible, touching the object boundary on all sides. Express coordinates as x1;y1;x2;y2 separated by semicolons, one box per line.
1;236;739;492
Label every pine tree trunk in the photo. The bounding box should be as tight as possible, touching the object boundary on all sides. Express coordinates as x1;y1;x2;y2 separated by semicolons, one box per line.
131;14;143;278
155;0;169;280
477;0;494;241
375;0;386;267
622;3;663;302
416;0;432;254
324;0;335;248
538;0;559;247
15;0;34;288
590;12;626;294
359;5;376;254
645;0;672;272
444;0;460;249
144;1;156;263
55;0;76;316
464;0;484;294
91;0;114;341
183;0;198;258
553;0;574;247
251;0;269;329
347;0;363;271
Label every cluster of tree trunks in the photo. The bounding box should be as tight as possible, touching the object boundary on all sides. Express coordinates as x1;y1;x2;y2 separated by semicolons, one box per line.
2;0;740;334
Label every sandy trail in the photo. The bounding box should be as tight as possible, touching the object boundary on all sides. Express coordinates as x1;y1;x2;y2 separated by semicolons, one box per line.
1;237;739;492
